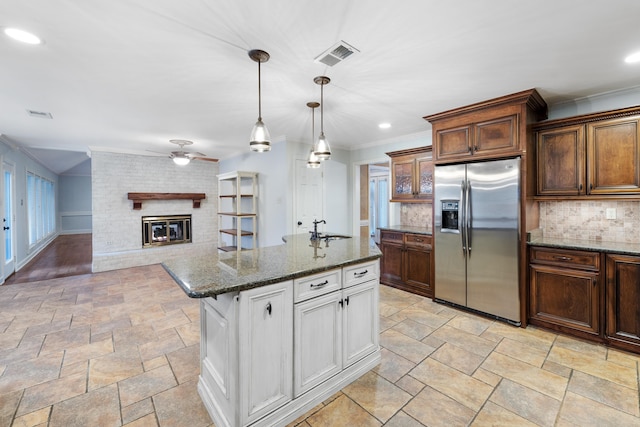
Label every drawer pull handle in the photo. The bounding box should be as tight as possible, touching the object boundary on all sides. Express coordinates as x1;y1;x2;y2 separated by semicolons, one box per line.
266;302;272;316
414;238;423;242
553;256;572;261
310;280;329;289
354;270;368;278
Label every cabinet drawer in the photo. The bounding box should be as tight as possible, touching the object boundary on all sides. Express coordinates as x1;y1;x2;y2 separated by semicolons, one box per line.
343;260;379;288
380;230;403;243
530;247;599;271
404;233;432;249
294;269;342;303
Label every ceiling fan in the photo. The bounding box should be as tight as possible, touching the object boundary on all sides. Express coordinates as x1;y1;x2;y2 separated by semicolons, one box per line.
152;140;218;165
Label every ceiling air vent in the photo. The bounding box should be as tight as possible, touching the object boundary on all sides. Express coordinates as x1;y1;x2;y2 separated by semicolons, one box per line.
314;41;360;67
27;109;53;119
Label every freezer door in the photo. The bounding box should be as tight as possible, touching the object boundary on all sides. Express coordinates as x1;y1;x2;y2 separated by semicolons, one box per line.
466;158;520;323
434;163;467;306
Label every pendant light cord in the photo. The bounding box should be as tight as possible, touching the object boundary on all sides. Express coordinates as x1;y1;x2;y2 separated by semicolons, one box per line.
257;60;262;120
320;83;324;133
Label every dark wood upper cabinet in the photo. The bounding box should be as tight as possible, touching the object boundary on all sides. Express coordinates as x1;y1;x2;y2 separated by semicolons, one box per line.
588;116;640;194
387;147;433;202
536;125;586;195
425;89;547;164
533;106;640;198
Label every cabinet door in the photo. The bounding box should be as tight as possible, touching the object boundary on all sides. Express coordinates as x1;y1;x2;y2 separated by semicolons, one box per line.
390;155;415;201
343;280;379;367
536;125;586;195
294;292;342;397
473;115;518;156
435;125;472;161
415;155;433;199
404;246;432;298
529;264;599;336
606;254;640;348
380;241;404;287
239;281;293;424
587;116;640;194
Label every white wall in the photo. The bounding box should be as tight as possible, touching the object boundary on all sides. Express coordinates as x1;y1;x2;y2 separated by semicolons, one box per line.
218;139;289;248
91;151;218;272
548;85;640;120
59;175;92;234
0;141;59;272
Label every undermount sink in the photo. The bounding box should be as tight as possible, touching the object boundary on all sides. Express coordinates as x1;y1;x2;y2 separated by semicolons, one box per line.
323;234;352;240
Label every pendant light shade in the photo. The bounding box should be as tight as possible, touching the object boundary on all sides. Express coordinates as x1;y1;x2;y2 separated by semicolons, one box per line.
249;49;271;152
306;102;321;168
313;76;331;160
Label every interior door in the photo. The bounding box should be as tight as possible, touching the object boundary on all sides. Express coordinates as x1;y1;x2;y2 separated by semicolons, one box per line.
2;162;16;282
294;159;323;235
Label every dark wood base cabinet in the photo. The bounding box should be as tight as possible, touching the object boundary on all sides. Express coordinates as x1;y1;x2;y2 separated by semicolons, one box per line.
606;254;640;353
529;246;640;355
380;230;432;298
529;247;602;341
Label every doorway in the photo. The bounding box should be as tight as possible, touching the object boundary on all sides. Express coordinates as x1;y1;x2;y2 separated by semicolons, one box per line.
2;161;16;282
369;164;389;241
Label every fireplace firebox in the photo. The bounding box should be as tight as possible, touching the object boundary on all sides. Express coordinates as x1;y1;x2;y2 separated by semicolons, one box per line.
142;215;191;248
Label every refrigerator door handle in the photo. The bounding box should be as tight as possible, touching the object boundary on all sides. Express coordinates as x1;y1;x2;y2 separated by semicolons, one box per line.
460;180;466;255
467;180;472;256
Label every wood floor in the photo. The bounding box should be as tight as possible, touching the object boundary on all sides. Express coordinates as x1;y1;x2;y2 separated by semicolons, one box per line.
3;234;92;285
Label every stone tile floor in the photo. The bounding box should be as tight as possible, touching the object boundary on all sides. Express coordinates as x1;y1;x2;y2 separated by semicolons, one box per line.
1;264;639;426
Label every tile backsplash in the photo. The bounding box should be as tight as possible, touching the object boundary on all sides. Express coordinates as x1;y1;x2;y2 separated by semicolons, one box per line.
540;200;640;243
401;203;433;232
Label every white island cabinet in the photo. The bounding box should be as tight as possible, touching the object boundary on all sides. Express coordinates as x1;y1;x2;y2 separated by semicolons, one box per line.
198;260;380;427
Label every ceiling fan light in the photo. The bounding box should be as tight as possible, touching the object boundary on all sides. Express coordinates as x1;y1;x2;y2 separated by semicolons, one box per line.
173;156;190;166
250;118;271;152
314;132;331;160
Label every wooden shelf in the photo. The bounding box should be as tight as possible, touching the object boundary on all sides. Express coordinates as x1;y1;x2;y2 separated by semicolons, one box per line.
127;192;206;210
220;229;254;236
219;194;254;198
218;212;256;217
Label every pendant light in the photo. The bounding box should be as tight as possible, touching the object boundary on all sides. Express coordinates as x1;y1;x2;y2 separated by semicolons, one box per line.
306;102;321;168
313;76;331;160
248;49;271;152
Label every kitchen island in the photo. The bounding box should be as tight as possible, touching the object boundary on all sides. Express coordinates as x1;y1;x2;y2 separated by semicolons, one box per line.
163;234;382;427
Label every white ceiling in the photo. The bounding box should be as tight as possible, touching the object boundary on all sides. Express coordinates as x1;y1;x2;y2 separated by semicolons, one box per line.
2;0;640;174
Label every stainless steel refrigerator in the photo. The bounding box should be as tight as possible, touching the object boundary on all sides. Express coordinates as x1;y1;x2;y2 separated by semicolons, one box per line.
434;157;521;325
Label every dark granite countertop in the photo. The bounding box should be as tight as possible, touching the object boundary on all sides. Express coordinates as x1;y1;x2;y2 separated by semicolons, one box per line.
528;237;640;256
378;225;432;235
162;234;382;299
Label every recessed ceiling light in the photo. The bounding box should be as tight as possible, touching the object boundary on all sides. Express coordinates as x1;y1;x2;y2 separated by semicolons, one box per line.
624;51;640;64
3;27;43;45
379;123;391;129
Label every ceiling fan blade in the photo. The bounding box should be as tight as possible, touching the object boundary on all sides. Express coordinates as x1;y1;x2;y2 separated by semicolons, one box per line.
146;149;169;156
192;156;219;163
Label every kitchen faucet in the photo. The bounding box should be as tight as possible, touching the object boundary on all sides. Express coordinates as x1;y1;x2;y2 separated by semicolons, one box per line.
310;219;326;240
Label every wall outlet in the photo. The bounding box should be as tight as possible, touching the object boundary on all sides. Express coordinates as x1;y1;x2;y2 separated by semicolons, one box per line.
605;208;616;220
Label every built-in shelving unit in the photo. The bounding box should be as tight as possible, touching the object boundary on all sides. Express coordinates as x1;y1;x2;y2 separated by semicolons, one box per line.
217;171;258;251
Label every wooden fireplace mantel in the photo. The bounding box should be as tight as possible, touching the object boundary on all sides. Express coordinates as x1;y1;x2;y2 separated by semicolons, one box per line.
127;192;206;210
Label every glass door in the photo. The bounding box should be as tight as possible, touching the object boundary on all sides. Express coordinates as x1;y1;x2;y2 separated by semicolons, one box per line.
3;162;16;282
